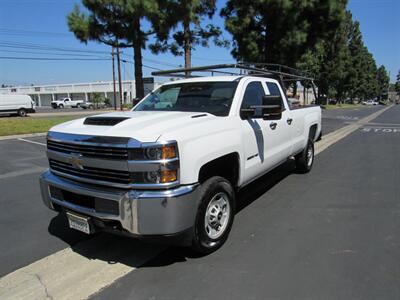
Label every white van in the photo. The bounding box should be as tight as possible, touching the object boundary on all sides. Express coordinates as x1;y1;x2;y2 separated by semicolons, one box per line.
0;94;36;117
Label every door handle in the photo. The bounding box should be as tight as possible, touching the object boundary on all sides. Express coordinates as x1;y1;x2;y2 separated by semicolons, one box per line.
287;118;293;125
269;122;277;130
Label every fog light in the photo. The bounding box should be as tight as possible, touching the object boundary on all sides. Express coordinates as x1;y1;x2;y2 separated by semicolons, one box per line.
160;170;177;183
146;171;161;183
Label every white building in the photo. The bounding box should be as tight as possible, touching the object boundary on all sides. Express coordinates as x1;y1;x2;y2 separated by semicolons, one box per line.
0;78;159;107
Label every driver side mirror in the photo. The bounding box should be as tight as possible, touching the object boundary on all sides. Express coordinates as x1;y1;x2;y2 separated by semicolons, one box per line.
261;95;282;120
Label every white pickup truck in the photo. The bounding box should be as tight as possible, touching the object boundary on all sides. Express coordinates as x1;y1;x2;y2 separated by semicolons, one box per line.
51;97;84;109
40;65;321;253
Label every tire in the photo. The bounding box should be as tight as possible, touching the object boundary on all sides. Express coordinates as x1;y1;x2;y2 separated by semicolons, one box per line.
17;108;27;117
76;103;81;108
89;105;94;109
191;176;235;254
295;138;314;173
59;104;64;109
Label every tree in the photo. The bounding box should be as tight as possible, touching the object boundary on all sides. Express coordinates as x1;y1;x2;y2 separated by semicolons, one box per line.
67;0;161;99
91;92;104;109
395;70;400;96
150;0;228;73
376;65;389;100
316;10;352;103
221;0;347;67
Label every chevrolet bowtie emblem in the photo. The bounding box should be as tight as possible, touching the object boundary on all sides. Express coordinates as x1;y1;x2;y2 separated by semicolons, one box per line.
70;153;84;170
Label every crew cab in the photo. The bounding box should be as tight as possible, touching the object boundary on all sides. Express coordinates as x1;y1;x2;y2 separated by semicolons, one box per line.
51;97;84;109
40;65;321;253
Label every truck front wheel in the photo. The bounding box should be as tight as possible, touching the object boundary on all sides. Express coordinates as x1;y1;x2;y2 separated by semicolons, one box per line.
191;176;235;254
295;139;314;173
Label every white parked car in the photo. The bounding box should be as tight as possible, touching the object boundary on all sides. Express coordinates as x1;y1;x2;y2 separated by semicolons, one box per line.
80;102;109;109
362;100;378;105
40;65;322;253
51;97;84;109
0;94;36;117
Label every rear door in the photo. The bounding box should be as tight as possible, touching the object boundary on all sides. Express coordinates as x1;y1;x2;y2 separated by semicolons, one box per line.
261;80;294;167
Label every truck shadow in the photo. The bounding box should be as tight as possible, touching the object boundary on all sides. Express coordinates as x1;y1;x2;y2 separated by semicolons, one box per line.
47;160;296;268
139;160;296;268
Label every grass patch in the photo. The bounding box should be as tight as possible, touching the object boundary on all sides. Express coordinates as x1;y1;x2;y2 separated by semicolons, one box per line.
0;116;80;136
322;104;365;110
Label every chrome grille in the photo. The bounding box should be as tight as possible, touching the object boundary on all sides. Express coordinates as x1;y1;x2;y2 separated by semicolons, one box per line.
47;140;128;160
49;159;130;184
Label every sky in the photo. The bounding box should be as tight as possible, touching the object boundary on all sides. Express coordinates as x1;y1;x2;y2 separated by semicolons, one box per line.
0;0;398;86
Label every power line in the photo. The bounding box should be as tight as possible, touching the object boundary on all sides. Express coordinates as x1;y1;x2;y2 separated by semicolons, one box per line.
120;52;179;68
0;55;163;71
121;59;162;71
0;40;111;54
0;56;110;61
0;48;110;58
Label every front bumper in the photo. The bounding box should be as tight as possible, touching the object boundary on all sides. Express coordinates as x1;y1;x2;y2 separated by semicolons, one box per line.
40;170;200;236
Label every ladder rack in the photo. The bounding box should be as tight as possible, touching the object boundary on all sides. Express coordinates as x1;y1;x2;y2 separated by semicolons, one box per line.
151;63;314;82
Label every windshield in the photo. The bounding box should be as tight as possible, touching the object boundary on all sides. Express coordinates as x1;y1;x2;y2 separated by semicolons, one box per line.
134;81;238;116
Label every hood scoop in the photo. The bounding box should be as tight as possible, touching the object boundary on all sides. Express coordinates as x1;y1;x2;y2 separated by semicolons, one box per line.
84;116;130;126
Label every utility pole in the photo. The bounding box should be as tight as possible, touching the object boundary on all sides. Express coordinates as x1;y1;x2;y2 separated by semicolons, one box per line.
111;46;117;110
116;45;123;111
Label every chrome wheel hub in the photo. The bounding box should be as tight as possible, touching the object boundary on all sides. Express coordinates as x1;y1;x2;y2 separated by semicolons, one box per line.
307;145;313;167
204;192;230;239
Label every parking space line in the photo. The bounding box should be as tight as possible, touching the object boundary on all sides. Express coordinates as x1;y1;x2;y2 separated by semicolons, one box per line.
18;138;46;146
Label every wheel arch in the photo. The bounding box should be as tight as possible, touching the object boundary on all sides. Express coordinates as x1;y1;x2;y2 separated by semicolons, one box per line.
198;152;241;190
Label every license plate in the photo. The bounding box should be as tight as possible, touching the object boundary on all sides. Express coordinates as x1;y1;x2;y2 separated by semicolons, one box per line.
67;212;91;234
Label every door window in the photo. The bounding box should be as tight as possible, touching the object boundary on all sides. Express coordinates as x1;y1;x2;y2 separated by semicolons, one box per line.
266;82;285;110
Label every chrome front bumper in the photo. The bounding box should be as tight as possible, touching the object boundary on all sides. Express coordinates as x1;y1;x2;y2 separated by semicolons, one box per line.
40;170;200;236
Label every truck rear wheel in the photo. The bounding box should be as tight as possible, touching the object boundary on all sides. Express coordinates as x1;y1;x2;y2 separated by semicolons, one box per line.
191;176;235;254
295;139;314;173
59;104;64;109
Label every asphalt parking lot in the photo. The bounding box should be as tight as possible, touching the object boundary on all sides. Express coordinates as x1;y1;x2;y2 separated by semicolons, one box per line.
0;136;93;277
0;104;398;299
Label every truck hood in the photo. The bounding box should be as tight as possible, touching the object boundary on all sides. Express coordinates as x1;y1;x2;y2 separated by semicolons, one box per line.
50;111;216;142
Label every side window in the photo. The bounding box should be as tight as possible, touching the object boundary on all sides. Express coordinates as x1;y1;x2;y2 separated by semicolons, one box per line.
240;81;265;118
266;82;285;110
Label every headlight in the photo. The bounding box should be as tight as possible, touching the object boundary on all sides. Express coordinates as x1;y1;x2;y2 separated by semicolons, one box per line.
144;145;177;160
128;142;178;161
128;141;179;186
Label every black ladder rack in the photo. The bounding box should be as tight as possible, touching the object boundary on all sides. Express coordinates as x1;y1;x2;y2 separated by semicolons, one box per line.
151;63;318;103
151;63;314;82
